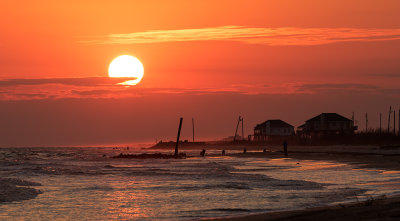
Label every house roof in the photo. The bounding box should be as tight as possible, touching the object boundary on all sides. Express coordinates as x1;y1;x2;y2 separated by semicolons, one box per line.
297;124;306;128
255;119;294;129
305;113;352;122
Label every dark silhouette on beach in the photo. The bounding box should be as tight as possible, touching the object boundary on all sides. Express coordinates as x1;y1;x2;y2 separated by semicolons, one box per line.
200;149;206;157
283;140;288;157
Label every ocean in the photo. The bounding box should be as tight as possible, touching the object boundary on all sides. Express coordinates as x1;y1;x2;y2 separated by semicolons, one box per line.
1;147;400;220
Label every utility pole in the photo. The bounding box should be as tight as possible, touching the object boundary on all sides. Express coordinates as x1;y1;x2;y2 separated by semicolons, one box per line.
398;109;400;136
365;112;368;132
192;117;195;142
175;118;183;156
380;113;382;135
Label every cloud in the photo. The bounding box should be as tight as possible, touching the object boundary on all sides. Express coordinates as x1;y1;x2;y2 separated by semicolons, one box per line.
0;76;399;101
82;26;400;46
0;77;136;87
296;83;379;92
0;77;138;100
367;73;400;78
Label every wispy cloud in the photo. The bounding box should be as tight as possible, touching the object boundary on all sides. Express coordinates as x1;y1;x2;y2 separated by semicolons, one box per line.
0;77;137;100
367;73;400;78
82;26;400;46
1;76;399;101
0;77;136;87
296;83;379;93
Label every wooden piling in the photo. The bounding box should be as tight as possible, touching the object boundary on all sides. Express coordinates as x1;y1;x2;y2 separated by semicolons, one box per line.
380;113;382;134
394;110;396;135
175;117;183;156
388;106;391;133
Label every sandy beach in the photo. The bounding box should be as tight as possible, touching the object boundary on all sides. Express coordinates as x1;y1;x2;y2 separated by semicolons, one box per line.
209;195;400;221
206;145;400;221
227;145;400;170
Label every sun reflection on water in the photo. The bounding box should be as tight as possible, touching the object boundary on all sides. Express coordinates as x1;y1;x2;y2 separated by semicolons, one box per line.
105;186;153;219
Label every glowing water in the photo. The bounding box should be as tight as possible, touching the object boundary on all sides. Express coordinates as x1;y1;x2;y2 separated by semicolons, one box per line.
0;147;399;220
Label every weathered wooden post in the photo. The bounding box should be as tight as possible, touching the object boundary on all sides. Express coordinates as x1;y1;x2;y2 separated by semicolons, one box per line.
175;117;183;156
394;110;396;135
388;106;392;133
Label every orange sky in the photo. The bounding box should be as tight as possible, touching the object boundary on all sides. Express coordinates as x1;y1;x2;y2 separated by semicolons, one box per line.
0;1;400;146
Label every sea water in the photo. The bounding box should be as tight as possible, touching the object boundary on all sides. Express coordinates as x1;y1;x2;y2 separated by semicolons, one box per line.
0;147;400;220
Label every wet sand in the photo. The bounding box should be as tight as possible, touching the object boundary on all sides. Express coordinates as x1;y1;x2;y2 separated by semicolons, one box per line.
0;178;42;203
209;196;400;221
207;145;400;221
227;145;400;170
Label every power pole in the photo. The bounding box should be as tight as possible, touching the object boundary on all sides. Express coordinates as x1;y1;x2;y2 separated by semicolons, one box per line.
365;112;368;132
175;118;183;156
192;117;195;142
380;113;382;134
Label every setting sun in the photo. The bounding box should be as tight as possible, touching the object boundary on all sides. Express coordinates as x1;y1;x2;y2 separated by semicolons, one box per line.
108;55;144;85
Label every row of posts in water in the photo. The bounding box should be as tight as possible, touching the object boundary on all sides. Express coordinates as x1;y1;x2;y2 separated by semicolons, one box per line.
199;142;288;157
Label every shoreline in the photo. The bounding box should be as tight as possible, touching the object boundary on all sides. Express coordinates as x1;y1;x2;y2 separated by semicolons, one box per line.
202;145;400;220
175;144;400;171
207;195;400;221
227;145;400;171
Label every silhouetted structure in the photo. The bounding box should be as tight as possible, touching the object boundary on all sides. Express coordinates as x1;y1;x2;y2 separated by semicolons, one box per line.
297;113;356;135
175;118;183;156
233;116;244;141
253;120;295;141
